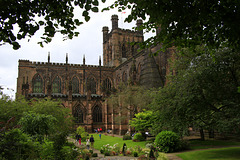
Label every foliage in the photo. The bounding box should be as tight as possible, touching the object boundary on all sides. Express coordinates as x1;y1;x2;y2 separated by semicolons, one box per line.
31;98;74;133
130;110;155;132
106;85;153;125
92;153;98;157
76;126;85;135
133;151;138;157
150;47;240;138
0;95;30;128
18;112;57;141
38;139;55;160
123;135;132;140
49;131;68;160
133;133;145;141
0;128;39;159
0;0;106;49
104;0;240;52
154;131;180;153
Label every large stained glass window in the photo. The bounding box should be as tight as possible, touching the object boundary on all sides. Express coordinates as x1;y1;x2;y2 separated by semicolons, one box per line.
93;105;102;122
33;74;43;93
72;76;79;94
52;76;61;93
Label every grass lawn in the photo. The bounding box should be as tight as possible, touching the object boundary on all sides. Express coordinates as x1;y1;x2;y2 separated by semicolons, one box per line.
189;139;240;150
177;147;240;160
87;133;151;150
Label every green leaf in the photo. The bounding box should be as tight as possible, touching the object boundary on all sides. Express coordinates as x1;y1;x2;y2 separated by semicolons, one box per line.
85;16;90;22
12;42;20;50
38;21;44;26
82;11;88;17
91;7;98;12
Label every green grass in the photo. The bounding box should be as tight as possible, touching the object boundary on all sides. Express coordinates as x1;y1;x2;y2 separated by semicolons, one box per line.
189;139;240;149
177;147;240;160
87;134;151;150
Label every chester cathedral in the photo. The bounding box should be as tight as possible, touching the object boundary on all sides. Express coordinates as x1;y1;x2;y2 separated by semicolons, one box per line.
17;15;174;135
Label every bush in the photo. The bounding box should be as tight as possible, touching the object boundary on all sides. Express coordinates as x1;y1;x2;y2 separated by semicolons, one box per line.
133;133;145;141
104;152;110;156
123;135;132;140
92;153;98;157
133;152;138;157
154;131;180;153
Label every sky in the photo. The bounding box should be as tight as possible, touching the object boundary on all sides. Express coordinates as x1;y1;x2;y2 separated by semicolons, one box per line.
0;1;154;99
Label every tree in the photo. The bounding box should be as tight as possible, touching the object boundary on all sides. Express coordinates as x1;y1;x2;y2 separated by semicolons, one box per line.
150;47;240;139
0;0;106;49
129;110;155;133
105;0;240;52
18;112;57;141
31;98;74;133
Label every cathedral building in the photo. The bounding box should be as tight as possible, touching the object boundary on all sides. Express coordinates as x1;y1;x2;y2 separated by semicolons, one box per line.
16;15;174;135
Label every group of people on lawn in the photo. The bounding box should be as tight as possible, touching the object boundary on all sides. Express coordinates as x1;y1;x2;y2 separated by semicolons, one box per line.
75;134;95;149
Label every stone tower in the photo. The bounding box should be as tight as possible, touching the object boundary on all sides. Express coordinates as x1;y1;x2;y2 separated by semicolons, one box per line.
102;15;144;67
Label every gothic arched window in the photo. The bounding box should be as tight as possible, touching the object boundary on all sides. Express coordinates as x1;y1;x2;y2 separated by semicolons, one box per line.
72;76;79;94
52;76;61;93
93;105;102;122
32;74;43;93
122;44;126;58
104;78;111;90
73;106;83;123
87;77;96;94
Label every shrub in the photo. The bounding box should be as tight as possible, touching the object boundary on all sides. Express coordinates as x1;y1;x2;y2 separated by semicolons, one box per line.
123;135;132;140
104;152;110;156
92;153;98;157
178;139;190;151
133;152;138;157
133;133;145;141
154;131;180;153
89;149;93;154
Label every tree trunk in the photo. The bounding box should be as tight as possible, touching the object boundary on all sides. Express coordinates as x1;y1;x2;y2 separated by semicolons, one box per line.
209;129;214;138
200;128;205;141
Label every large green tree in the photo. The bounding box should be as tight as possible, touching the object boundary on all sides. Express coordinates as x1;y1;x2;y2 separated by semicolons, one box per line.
150;47;240;139
105;0;240;51
0;0;105;49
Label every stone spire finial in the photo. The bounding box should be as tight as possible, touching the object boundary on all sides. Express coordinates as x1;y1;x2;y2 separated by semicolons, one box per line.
48;52;50;63
99;56;101;66
83;54;86;65
66;53;68;64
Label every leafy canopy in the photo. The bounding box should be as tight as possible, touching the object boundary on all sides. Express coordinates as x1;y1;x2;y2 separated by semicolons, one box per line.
0;0;106;49
104;0;240;52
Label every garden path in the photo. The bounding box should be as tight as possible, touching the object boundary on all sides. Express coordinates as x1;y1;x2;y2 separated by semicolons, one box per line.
68;135;182;160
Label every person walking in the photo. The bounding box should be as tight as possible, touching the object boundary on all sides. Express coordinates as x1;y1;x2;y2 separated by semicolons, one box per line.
75;133;80;145
90;135;95;149
78;134;82;145
86;138;90;150
99;133;101;139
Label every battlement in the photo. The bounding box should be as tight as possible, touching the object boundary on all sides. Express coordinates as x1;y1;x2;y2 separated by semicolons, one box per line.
18;59;114;69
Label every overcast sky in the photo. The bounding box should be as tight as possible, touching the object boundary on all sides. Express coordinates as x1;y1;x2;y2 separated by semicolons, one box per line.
0;1;154;99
